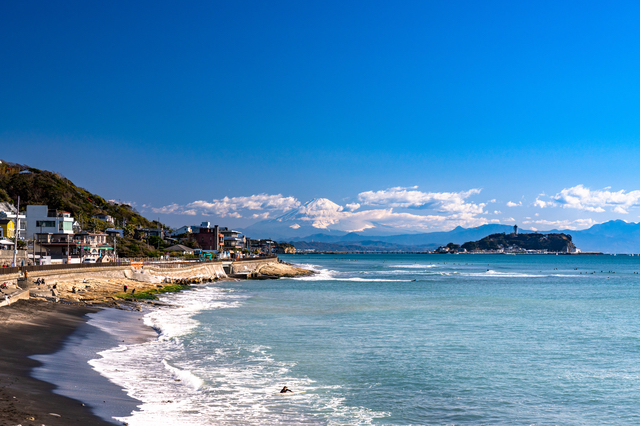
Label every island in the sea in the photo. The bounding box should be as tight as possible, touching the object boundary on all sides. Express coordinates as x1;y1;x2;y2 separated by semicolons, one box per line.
436;227;578;254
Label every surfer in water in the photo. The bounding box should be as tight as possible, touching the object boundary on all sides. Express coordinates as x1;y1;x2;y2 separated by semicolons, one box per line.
280;386;293;393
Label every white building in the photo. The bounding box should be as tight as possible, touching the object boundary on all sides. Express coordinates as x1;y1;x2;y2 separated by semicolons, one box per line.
169;222;213;237
26;205;74;239
169;225;193;237
93;213;115;224
0;202;26;238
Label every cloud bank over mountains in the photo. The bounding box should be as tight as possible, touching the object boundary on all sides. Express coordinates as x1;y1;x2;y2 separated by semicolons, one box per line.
149;184;640;233
534;185;640;214
152;187;490;233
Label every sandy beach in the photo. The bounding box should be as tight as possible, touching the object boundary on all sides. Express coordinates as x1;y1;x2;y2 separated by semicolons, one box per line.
0;260;313;425
0;299;121;426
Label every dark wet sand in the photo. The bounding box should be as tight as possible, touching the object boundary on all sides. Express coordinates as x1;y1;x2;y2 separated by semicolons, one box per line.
0;299;123;426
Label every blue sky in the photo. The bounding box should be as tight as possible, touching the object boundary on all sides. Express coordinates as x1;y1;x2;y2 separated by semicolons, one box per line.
3;1;640;234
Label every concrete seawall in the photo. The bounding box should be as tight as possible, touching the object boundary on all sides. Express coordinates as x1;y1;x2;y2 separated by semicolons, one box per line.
1;258;280;284
231;258;279;275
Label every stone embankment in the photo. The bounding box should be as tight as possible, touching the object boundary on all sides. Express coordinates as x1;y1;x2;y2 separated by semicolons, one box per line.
0;257;314;307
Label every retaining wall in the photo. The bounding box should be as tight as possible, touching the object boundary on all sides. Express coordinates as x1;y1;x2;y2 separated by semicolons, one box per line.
231;258;278;274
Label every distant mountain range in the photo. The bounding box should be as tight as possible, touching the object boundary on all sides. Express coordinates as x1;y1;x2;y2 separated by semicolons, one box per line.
242;204;640;253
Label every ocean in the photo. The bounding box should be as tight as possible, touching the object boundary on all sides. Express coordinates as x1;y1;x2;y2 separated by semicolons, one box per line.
36;254;640;425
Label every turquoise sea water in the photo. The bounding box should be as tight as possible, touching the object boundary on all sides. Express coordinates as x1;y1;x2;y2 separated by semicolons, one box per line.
87;254;640;425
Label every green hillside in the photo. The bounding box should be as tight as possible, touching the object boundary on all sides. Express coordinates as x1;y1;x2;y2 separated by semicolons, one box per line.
0;160;167;258
0;160;156;228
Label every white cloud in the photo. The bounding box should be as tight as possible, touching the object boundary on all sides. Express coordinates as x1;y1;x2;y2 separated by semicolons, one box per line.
536;185;640;213
357;187;486;216
345;203;361;211
613;206;629;214
493;210;502;215
151;186;493;232
521;218;598;230
152;194;300;217
506;201;521;207
151;203;197;215
534;198;548;208
251;212;270;220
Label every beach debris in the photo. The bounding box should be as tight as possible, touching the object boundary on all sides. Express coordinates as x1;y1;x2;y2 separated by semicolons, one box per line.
26;416;35;421
48;412;61;417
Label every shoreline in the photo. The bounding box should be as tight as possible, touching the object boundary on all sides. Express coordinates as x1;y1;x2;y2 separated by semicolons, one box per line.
0;299;121;425
31;306;158;425
0;260;314;425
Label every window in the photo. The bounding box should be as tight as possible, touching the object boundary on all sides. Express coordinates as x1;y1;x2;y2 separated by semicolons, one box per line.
36;220;56;228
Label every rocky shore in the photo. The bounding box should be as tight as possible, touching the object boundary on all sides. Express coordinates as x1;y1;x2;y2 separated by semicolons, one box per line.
1;260;314;307
0;259;315;425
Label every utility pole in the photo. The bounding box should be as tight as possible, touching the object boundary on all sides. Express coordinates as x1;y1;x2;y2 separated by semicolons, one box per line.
12;196;20;267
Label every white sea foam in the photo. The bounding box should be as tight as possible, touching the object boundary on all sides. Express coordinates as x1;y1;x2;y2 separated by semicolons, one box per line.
334;277;414;282
162;359;204;390
463;270;546;278
387;263;437;269
89;283;383;425
293;265;338;281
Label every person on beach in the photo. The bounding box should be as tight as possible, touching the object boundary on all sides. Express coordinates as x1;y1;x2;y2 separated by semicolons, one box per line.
131;289;136;295
124;284;128;292
280;386;293;393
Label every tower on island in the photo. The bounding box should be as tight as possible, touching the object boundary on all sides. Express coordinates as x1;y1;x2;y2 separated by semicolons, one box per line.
513;225;518;235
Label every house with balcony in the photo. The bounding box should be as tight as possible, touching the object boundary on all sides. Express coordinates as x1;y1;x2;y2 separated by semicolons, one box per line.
26;205;74;240
36;231;114;262
220;228;245;250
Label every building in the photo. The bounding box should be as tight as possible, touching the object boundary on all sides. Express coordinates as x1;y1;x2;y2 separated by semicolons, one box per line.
169;225;192;237
134;227;165;240
194;225;223;251
26;205;74;240
0;219;15;239
220;228;245;250
36;231;114;262
93;213;115;224
105;228;124;238
0;202;26;238
246;238;276;254
165;244;194;255
169;222;213;237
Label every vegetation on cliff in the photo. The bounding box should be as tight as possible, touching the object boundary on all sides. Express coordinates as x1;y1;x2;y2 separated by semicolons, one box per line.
0;160;169;258
460;232;576;252
0;160;156;227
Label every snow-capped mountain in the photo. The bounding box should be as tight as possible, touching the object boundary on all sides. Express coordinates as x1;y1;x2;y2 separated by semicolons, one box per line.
242;198;349;239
